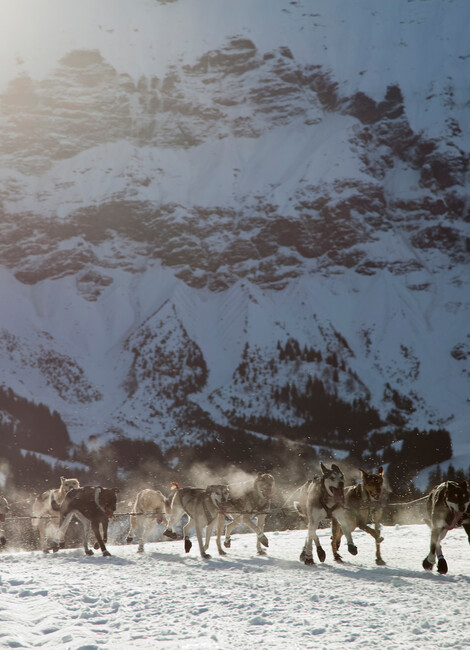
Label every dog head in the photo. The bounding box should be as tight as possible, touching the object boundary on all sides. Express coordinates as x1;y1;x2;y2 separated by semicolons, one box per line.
444;481;470;514
206;484;230;508
360;467;384;502
0;495;9;523
60;476;80;495
320;463;344;504
254;472;276;500
96;487;119;518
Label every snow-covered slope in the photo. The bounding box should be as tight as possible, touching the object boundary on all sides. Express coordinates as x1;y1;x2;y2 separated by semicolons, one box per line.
1;525;470;649
0;0;469;471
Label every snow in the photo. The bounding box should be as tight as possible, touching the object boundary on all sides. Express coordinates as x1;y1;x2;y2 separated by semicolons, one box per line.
1;524;469;648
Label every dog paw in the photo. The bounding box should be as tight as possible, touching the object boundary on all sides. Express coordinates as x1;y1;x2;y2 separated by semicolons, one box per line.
376;558;386;566
184;537;192;553
85;549;94;556
257;548;267;556
137;546;144;553
259;534;269;547
51;543;60;553
202;552;211;559
94;542;100;550
303;555;314;566
348;543;358;556
102;550;112;557
163;529;178;540
317;546;326;562
218;549;227;556
223;538;231;548
333;553;343;563
437;557;448;575
126;536;133;545
422;557;434;571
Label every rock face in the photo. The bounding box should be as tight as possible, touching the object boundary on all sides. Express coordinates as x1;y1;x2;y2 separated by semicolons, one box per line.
0;0;469;454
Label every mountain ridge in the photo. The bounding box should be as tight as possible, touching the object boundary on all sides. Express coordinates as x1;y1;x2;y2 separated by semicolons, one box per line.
0;0;469;480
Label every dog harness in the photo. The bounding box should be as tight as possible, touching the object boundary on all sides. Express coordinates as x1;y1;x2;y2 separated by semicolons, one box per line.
320;481;341;518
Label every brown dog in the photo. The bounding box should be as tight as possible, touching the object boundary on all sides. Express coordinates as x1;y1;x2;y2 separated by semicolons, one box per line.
126;488;172;552
213;472;275;556
52;486;119;557
331;467;385;565
32;476;80;552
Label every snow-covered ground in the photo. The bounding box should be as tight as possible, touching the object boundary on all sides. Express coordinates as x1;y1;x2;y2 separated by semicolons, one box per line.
1;524;469;649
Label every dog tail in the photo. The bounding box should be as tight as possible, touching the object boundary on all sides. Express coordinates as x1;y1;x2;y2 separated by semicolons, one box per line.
170;481;180;491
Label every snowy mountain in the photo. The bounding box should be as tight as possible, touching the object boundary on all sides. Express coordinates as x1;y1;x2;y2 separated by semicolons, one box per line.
1;0;469;474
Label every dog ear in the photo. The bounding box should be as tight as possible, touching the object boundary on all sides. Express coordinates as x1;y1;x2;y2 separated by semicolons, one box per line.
378;466;384;475
331;464;341;474
359;468;367;478
60;476;65;484
320;462;328;474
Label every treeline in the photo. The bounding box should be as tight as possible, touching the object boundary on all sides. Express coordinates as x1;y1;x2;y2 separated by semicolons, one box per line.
0;387;71;460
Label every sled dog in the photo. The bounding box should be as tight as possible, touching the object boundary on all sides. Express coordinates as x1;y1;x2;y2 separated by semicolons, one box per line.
32;476;80;552
163;483;230;558
0;495;9;546
52;486;118;557
331;467;386;565
422;480;470;574
297;463;358;565
213;472;275;556
126;488;172;552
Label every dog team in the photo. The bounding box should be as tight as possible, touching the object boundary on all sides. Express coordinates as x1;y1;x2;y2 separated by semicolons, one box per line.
1;463;470;575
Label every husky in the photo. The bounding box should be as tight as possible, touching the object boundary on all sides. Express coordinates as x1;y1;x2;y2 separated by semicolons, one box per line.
331;467;386;565
0;495;9;546
126;488;172;552
163;483;230;559
212;472;275;556
52;486;119;557
422;480;470;574
32;476;80;552
297;463;358;565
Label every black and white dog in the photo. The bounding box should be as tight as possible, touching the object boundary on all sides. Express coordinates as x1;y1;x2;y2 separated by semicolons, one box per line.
422;480;470;574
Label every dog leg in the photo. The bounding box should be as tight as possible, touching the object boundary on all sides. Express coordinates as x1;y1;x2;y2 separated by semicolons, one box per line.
423;526;447;572
223;516;239;548
91;520;111;557
195;520;211;559
163;502;184;540
254;514;268;555
127;513;137;544
52;511;74;552
182;517;193;554
374;515;386;565
330;518;343;562
215;513;227;555
463;522;470;544
334;511;357;556
300;521;316;565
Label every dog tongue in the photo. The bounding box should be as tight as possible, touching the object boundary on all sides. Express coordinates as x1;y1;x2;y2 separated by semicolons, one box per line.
332;487;344;504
